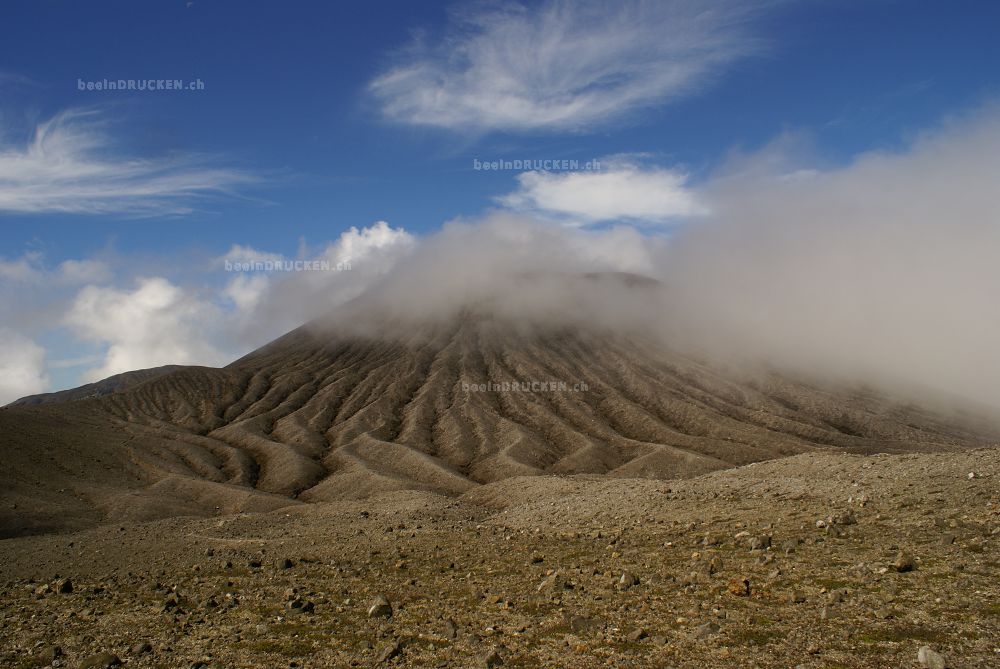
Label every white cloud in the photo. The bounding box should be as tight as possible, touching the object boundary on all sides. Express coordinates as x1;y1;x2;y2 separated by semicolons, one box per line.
42;221;416;386
46;354;104;370
0;222;417;398
324;220;415;265
0;328;49;404
0;109;256;215
218;221;416;347
221;273;270;314
0;252;43;282
56;258;112;284
65;277;228;381
497;157;705;224
0;252;112;286
219;244;285;268
219;221;414;270
369;0;767;132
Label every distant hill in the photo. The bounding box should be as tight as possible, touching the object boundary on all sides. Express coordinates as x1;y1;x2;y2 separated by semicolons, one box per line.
6;366;184;407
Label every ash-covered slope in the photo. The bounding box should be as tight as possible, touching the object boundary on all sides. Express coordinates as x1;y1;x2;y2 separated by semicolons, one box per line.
5;365;183;407
1;275;997;537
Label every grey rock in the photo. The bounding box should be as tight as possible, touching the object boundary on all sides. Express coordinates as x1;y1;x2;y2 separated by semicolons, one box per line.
481;648;503;668
918;645;947;669
617;571;639;590
707;556;723;575
695;622;720;639
130;641;153;655
537;572;568;594
79;652;122;669
875;607;896;620
893;551;915;573
832;510;857;525
563;611;602;634
367;594;393;618
36;646;62;664
376;640;402;664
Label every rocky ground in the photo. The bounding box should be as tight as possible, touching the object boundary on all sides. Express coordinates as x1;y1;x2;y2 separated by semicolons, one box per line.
2;448;998;669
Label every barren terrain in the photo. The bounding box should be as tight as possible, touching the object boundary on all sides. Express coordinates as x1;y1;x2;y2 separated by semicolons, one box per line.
2;276;999;668
2;448;998;668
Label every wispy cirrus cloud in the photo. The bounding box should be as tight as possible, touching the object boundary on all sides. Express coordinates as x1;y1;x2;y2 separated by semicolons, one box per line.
0;70;37;87
369;0;772;133
0;109;257;216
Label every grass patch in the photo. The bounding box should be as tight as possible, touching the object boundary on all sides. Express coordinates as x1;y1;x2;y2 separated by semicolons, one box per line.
978;603;1000;617
858;625;946;644
729;626;783;646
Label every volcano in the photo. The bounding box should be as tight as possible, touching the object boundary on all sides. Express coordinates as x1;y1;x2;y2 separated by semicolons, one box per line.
2;273;997;538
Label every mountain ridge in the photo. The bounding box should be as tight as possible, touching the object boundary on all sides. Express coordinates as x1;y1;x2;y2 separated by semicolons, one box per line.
5;365;184;407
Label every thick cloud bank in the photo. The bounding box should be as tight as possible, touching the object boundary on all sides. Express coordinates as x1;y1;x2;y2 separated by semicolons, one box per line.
659;106;1000;406
328;214;663;330
332;107;1000;408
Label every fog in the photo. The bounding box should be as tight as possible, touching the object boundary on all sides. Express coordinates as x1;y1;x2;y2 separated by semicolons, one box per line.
324;213;668;335
661;105;1000;408
314;106;1000;409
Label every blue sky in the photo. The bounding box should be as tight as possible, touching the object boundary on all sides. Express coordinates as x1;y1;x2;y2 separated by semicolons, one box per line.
1;0;999;402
